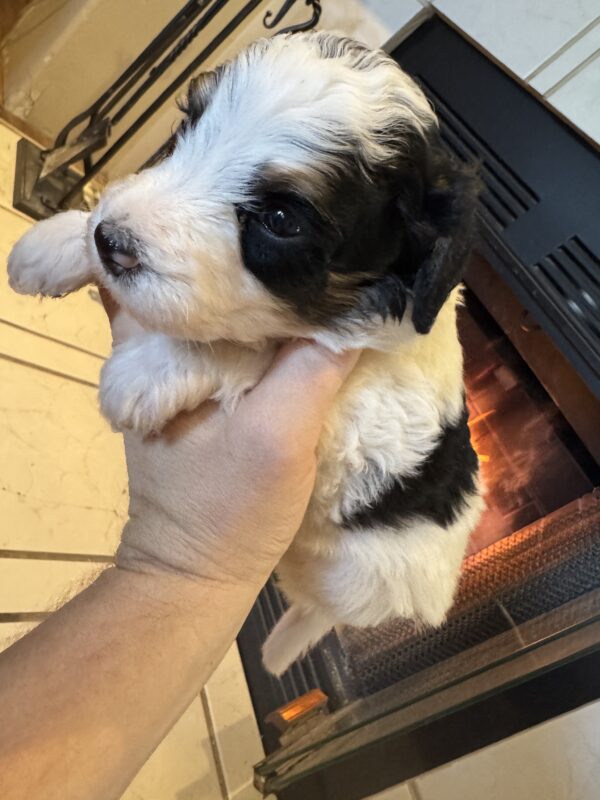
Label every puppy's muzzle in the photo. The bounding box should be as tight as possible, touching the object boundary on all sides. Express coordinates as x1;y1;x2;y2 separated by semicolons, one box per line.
94;222;142;278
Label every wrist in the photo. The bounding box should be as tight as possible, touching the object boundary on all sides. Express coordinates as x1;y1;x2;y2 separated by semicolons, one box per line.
107;558;262;636
116;514;272;592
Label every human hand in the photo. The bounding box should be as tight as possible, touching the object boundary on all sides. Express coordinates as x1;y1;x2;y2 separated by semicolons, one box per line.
100;291;359;587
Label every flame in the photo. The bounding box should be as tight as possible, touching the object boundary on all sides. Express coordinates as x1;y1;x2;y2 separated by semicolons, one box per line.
468;410;495;426
468;409;494;465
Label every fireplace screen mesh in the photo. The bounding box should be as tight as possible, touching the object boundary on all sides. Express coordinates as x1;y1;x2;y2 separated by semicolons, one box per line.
331;291;600;697
339;492;600;697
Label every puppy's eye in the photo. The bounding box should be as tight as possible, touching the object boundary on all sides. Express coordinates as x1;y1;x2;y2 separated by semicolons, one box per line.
259;208;302;238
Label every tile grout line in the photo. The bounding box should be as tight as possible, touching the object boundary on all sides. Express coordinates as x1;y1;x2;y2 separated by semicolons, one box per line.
525;15;600;83
0;351;99;388
0;317;107;361
544;47;600;98
200;686;230;800
0;549;113;563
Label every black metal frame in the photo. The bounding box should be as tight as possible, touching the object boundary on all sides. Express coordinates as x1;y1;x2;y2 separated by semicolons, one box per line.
275;648;600;800
237;578;355;754
254;595;600;798
13;0;322;218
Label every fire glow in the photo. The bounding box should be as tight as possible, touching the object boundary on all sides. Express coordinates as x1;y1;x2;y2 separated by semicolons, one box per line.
468;409;494;464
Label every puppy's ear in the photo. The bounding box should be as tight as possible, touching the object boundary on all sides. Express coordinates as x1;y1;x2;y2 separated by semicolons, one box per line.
179;66;225;126
398;146;480;334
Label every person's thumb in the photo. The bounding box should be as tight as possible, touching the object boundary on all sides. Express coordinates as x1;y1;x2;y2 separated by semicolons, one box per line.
244;340;361;445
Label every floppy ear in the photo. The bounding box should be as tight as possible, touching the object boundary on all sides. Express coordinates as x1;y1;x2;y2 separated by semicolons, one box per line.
179;65;226;127
398;147;480;334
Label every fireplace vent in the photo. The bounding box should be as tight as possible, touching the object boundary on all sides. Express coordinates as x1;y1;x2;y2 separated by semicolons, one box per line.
393;18;600;397
421;80;538;232
534;237;600;351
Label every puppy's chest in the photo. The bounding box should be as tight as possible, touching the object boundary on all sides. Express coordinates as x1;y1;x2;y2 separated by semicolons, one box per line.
308;357;447;530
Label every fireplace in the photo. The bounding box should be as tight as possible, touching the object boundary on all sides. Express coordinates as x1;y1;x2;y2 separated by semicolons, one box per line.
332;278;600;700
238;17;600;799
462;279;597;558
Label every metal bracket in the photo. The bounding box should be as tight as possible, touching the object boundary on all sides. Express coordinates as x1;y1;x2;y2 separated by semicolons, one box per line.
264;0;322;34
39;119;110;180
13;139;87;220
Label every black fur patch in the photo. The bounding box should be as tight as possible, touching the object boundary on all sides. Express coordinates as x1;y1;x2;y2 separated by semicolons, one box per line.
343;405;479;530
237;164;410;325
237;132;478;331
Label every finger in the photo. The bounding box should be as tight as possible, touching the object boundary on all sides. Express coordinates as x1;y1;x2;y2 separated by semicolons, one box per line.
98;287;146;344
98;286;119;323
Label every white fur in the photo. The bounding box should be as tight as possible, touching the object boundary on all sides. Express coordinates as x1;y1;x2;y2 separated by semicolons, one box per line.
262;605;335;677
265;491;484;674
100;334;275;434
262;294;477;674
312;293;465;525
7;33;483;676
8;210;94;297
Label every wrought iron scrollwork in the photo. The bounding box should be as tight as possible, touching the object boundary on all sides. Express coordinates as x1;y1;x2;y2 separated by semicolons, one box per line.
263;0;322;35
14;0;326;218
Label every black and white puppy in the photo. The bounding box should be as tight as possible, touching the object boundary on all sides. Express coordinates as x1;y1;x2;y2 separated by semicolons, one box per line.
8;32;484;675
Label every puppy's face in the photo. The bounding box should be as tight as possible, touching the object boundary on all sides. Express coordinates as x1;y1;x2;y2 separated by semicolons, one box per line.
89;32;477;344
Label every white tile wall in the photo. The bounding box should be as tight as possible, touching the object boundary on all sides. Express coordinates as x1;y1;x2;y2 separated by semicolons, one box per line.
0;558;103;612
433;0;600;78
319;0;427;50
413;701;600;800
203;645;265;799
122;697;224;800
0;622;37;652
530;18;600;94
546;51;600;145
362;0;425;34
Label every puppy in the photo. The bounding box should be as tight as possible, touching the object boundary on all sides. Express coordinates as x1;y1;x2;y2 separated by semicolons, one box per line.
8;32;484;676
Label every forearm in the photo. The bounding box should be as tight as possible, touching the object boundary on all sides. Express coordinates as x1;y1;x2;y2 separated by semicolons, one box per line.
0;561;262;800
0;339;358;800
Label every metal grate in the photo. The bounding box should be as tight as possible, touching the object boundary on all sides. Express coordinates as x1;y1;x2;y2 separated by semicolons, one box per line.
339;493;600;697
237;578;351;753
534;236;600;346
421;79;539;233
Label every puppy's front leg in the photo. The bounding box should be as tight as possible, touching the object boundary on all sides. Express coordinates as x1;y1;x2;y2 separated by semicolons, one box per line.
100;334;274;435
8;210;94;297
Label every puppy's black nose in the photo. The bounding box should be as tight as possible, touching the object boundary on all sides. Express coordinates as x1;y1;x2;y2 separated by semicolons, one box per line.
94;222;141;278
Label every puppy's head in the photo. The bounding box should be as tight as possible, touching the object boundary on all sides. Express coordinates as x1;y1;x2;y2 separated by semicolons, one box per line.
89;32;478;344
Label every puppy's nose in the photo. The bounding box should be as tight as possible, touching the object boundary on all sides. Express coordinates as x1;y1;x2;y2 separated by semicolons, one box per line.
94;222;141;277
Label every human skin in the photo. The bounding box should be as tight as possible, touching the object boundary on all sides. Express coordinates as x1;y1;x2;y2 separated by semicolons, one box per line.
0;296;358;800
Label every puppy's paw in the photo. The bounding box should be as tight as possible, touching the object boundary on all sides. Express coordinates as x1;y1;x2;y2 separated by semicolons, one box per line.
100;370;178;435
8;210;93;297
100;336;216;435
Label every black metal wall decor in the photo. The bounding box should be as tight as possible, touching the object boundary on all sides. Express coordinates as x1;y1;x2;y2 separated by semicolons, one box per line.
13;0;322;220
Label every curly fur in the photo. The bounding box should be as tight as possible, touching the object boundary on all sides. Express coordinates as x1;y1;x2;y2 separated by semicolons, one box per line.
8;31;484;675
